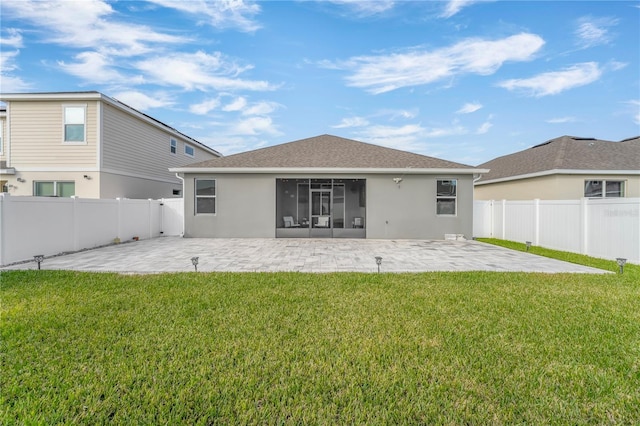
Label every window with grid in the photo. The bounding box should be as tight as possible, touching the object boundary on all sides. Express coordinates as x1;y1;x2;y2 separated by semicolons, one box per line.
195;179;216;214
64;106;86;142
436;179;457;215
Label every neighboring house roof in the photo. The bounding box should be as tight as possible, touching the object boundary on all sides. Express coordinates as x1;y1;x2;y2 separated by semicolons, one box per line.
476;135;640;184
0;91;221;157
173;134;486;174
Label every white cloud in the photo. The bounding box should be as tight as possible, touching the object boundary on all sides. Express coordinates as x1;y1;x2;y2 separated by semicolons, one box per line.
0;28;23;48
0;49;31;92
135;51;275;91
190;98;222;115
440;0;484;18
546;117;576;124
327;0;396;16
498;62;602;97
230;116;281;136
112;91;173;111
243;101;281;116
223;96;248;112
626;100;640;125
575;16;618;48
57;51;129;84
145;0;262;32
332;117;370;128
476;121;492;134
2;0;185;57
332;33;544;94
457;102;482;114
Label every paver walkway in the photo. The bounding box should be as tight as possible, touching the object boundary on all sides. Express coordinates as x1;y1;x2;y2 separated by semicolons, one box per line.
2;237;608;274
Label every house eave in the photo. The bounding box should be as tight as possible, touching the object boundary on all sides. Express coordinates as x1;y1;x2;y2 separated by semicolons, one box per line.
170;167;490;175
475;169;640;185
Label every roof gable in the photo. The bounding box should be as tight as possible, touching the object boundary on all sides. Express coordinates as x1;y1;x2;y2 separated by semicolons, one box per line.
183;134;474;170
477;135;640;183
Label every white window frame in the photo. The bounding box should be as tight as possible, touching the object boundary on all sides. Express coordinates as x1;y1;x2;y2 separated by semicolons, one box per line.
184;144;195;157
62;104;87;144
584;179;626;198
170;138;177;154
195;178;216;215
33;180;76;197
436;179;457;216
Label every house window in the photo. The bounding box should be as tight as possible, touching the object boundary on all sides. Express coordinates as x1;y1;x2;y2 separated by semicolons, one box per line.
34;181;75;197
63;106;86;143
584;180;625;198
170;138;177;154
185;144;195;157
436;179;457;215
172;189;181;196
195;179;215;214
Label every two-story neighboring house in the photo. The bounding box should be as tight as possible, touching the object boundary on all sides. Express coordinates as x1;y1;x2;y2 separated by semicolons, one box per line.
0;92;220;199
474;135;640;200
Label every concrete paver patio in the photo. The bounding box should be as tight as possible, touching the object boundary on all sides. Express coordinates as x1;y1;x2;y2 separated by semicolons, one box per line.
2;237;608;274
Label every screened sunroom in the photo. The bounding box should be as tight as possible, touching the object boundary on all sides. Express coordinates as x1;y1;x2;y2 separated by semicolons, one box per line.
275;178;366;238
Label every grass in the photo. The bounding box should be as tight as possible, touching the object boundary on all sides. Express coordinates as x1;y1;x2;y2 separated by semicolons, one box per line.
2;268;639;424
477;238;639;276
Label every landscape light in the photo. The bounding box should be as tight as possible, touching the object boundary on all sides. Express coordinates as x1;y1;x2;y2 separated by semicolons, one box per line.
525;241;532;252
375;256;383;273
616;258;627;274
191;256;199;272
34;254;44;270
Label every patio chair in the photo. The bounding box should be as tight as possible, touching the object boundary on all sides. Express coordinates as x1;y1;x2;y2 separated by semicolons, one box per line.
283;216;301;228
352;217;364;228
316;216;330;228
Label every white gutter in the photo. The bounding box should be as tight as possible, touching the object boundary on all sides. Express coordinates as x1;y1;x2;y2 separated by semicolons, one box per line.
475;169;640;185
169;167;491;175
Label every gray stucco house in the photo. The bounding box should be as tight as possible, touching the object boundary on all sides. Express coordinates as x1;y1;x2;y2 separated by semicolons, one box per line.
171;135;487;239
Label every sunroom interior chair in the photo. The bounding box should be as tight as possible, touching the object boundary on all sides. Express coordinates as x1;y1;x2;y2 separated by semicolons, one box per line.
283;216;301;228
352;217;364;228
316;216;330;228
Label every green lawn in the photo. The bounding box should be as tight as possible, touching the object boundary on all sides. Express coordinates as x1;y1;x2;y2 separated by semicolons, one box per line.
2;269;639;424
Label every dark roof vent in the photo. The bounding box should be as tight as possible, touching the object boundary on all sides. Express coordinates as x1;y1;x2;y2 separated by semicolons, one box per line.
571;137;596;141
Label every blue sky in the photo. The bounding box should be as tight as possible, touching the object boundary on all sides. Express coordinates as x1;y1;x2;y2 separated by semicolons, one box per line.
1;0;638;165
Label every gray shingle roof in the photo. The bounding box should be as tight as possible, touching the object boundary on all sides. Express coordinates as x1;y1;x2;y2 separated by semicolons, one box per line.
182;134;474;169
476;135;640;183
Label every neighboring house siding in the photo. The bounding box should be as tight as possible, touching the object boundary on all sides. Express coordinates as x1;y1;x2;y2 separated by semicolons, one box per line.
475;174;640;200
0;117;6;161
101;103;213;183
8;101;97;168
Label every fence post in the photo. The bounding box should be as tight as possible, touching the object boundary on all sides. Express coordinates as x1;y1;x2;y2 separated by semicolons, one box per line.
580;197;588;255
0;193;7;265
534;198;540;246
116;198;122;240
72;196;80;251
501;199;506;239
148;199;153;239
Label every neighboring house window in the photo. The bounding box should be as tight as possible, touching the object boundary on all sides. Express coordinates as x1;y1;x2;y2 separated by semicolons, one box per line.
436;179;457;215
584;180;625;198
170;138;177;154
195;179;216;214
63;105;86;143
185;144;195;157
172;189;181;196
34;181;75;197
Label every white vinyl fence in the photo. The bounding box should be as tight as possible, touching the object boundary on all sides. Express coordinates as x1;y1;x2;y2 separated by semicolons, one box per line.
474;198;640;264
0;194;183;265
